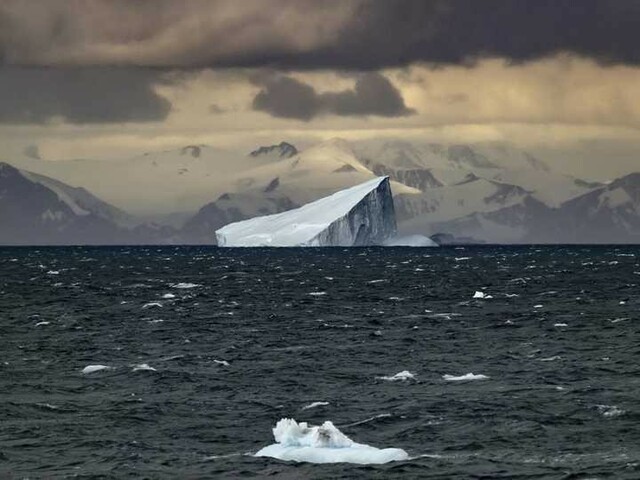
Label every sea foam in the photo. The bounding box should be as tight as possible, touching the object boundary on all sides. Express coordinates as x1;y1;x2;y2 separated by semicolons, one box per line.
255;418;408;464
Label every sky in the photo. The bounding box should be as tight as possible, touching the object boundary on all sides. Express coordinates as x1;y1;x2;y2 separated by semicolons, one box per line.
1;0;640;179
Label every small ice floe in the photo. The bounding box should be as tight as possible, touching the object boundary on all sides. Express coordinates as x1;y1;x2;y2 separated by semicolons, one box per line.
596;405;625;418
377;370;416;381
82;365;113;374
473;291;492;299
442;373;489;382
35;321;50;326
301;401;329;410
171;282;200;289
255;418;408;464
308;292;327;296
554;323;568;327
213;359;230;366
533;304;543;308
142;302;163;309
132;363;157;372
619;300;626;305
162;293;176;299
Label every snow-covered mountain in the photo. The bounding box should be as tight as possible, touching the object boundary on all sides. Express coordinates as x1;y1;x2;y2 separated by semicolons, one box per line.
3;137;635;244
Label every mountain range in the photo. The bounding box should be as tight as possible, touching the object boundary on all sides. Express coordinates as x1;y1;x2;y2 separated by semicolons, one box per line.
2;139;639;244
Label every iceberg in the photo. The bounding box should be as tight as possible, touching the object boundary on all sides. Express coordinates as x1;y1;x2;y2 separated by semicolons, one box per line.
216;177;396;247
255;418;409;464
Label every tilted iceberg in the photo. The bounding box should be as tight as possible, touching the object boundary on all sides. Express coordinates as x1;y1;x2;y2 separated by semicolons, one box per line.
215;177;397;247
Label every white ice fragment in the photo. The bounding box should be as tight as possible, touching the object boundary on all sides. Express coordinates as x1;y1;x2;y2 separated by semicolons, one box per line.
442;373;488;381
533;304;543;308
301;401;329;410
473;291;492;299
82;365;113;374
377;370;416;381
162;293;176;299
255;418;408;464
132;363;156;372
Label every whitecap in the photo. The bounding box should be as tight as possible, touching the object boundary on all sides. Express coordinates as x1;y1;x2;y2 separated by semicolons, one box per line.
82;365;113;374
442;373;488;381
539;356;562;362
171;282;201;289
213;359;230;366
35;321;50;326
308;292;327;296
162;293;176;299
142;302;163;309
596;405;625;418
554;323;568;327
377;370;416;381
473;291;492;299
255;418;408;464
301;401;329;410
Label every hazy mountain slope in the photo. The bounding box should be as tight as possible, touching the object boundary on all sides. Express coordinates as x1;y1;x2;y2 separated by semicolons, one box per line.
0;163;126;244
427;172;640;243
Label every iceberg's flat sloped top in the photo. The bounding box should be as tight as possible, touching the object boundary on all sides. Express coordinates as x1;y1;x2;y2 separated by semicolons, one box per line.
216;177;390;247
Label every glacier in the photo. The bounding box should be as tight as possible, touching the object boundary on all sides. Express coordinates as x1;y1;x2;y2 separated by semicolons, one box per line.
215;176;397;247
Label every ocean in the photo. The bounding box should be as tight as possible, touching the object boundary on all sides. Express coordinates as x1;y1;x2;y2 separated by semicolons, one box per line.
1;245;639;479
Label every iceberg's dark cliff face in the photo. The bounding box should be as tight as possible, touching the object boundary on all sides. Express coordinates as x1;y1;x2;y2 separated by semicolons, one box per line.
216;177;397;247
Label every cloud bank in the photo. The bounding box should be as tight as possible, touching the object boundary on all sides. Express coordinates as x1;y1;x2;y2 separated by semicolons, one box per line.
1;0;639;68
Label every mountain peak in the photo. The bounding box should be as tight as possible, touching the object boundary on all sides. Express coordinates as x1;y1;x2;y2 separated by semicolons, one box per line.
250;142;298;159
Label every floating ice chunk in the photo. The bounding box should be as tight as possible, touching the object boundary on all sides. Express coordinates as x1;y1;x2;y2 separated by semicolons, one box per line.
171;282;201;289
82;365;113;374
213;359;230;366
142;302;163;309
162;293;176;299
443;373;488;381
473;291;492;299
302;401;329;410
533;304;543;308
377;370;416;381
255;418;408;464
132;363;157;372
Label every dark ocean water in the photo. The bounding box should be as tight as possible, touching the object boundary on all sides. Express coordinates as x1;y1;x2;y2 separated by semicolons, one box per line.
1;245;640;479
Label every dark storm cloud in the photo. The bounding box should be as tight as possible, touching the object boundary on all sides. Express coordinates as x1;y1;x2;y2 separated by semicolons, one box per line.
0;68;172;124
1;0;640;68
252;73;414;120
